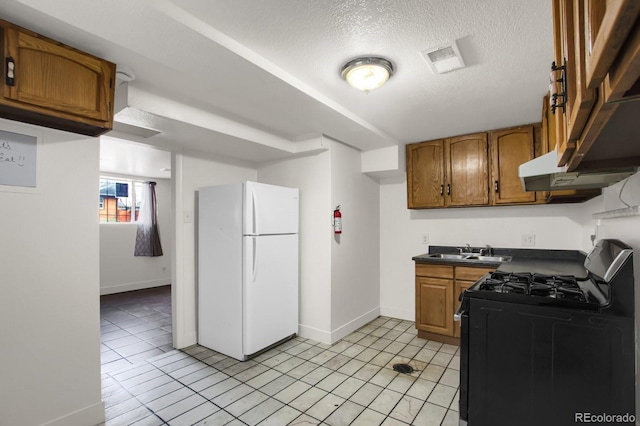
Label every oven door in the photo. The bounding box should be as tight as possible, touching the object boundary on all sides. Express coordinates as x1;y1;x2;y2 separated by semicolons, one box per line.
454;301;469;424
466;298;635;426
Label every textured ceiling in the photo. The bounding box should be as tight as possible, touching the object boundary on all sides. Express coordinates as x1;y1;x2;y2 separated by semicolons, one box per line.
1;0;553;171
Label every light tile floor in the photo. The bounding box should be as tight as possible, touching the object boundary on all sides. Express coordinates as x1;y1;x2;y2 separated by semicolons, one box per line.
101;288;460;425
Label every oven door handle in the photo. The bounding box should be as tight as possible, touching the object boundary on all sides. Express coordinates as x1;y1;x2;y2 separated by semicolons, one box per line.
454;303;465;322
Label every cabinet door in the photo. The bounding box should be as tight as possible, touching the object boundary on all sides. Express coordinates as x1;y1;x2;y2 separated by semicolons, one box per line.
406;140;445;208
603;20;640;103
566;0;596;142
551;0;573;165
446;133;489;207
584;0;640;90
416;276;453;336
4;27;114;122
490;127;536;205
552;0;597;166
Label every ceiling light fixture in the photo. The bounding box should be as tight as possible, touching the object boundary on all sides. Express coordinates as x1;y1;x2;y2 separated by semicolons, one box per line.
340;56;394;92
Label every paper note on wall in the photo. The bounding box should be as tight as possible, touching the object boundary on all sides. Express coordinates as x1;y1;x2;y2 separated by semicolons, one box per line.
0;129;37;187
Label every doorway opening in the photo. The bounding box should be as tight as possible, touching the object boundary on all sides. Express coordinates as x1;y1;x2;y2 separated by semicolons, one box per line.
100;286;173;371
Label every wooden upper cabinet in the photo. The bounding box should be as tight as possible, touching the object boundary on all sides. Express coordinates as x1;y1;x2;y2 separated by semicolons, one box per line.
604;17;640;103
406;129;543;209
552;0;596;166
446;133;489;207
567;0;596;142
406;140;445;208
490;126;536;205
549;1;640;170
551;0;572;165
0;19;115;136
406;134;489;209
584;0;640;90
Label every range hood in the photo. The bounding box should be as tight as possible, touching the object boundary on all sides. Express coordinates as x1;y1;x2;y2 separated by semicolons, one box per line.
519;150;637;191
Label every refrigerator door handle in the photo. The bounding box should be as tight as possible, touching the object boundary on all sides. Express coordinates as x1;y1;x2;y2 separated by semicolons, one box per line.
252;190;258;235
252;237;258;282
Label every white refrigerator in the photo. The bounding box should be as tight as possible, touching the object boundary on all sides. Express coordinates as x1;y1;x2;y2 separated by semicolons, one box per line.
198;181;299;361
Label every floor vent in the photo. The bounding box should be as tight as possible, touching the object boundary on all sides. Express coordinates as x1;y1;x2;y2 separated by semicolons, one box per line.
392;363;414;374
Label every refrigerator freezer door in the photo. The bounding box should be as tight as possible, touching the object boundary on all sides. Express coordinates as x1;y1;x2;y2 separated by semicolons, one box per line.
243;234;299;356
244;182;299;235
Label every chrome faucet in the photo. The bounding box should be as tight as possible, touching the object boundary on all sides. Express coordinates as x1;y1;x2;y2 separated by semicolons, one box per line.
458;243;472;254
480;245;493;256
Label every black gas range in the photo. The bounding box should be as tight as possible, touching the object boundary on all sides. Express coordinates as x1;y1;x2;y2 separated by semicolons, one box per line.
456;239;635;426
467;270;603;310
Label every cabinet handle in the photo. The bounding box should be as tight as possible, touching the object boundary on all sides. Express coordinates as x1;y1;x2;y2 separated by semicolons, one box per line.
5;57;15;86
447;184;451;196
440;185;444;196
549;60;566;115
494;180;499;193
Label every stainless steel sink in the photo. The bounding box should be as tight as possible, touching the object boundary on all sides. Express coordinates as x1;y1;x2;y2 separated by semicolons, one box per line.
463;255;511;262
426;253;468;259
426;253;511;262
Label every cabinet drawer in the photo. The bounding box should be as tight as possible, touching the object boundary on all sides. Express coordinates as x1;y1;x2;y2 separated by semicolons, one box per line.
416;263;454;278
456;266;494;281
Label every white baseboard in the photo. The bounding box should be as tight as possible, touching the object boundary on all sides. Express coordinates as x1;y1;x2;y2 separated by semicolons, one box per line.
380;305;414;322
100;279;171;295
330;307;380;344
299;307;382;345
298;323;332;345
42;401;105;426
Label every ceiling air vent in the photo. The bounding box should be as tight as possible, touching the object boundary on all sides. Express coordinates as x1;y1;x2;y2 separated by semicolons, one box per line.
422;40;465;74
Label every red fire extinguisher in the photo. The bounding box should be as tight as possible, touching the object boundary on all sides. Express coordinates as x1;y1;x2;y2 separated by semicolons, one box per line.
333;205;342;234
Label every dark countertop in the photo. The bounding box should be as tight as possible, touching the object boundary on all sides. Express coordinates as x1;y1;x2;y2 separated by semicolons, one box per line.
413;245;589;279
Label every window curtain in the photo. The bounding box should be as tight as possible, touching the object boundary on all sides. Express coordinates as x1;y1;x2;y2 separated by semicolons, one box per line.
134;181;163;257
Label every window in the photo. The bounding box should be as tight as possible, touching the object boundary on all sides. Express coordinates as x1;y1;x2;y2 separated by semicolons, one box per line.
99;177;144;222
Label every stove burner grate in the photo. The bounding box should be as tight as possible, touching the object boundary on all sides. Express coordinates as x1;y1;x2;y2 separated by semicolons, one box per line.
478;272;588;303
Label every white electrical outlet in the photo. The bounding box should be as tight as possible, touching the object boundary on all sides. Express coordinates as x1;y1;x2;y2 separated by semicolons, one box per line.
522;233;536;246
422;234;429;245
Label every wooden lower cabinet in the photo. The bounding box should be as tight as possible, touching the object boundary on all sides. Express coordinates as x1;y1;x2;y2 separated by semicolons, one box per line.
415;263;494;344
416;275;454;336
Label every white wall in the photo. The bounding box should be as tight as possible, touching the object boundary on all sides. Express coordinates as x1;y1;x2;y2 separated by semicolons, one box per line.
258;151;333;342
0;120;104;426
379;175;597;320
330;140;380;339
259;141;381;344
100;177;171;294
172;153;257;348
